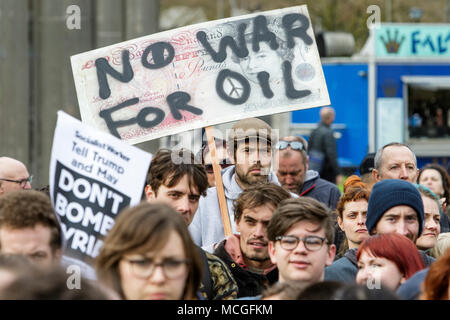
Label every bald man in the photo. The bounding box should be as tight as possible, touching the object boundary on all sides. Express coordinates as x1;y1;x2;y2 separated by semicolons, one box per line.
0;157;32;196
308;107;340;184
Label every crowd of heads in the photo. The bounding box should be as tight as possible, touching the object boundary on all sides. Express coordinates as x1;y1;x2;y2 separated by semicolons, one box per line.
0;116;449;301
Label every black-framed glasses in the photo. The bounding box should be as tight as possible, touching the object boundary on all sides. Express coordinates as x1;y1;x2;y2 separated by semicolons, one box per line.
204;160;232;174
276;141;305;151
0;175;32;188
275;235;328;252
123;257;190;280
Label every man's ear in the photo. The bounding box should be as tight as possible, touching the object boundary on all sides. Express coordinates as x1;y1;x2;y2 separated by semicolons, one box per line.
372;168;381;182
337;216;344;231
326;244;336;267
305;155;309;171
268;241;277;265
144;185;155;201
235;218;241;233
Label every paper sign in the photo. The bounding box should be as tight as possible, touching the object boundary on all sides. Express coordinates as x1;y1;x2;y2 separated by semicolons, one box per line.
71;5;329;144
49;111;152;266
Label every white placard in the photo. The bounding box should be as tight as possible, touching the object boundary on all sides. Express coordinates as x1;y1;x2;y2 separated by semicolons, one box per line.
71;5;329;144
49;111;152;265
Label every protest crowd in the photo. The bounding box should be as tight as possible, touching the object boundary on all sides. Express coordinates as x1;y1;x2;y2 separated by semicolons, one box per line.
1;114;450;301
1;5;450;302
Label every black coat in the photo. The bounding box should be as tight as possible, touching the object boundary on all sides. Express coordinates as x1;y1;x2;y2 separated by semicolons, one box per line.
308;121;339;183
213;239;278;298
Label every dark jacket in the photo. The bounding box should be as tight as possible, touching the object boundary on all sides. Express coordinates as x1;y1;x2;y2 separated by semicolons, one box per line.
324;248;358;283
419;250;435;267
214;236;278;298
299;170;341;210
308;121;339;183
299;170;343;252
396;268;428;300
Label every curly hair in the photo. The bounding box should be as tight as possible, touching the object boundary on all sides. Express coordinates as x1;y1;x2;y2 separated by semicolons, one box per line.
0;190;62;253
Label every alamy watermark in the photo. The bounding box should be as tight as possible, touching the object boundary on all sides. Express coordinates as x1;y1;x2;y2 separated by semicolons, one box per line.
66;5;81;30
66;264;81;290
367;5;381;30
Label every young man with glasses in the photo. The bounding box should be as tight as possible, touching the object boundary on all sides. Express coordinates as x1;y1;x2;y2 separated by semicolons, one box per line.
267;197;336;286
275;136;340;210
0;157;32;197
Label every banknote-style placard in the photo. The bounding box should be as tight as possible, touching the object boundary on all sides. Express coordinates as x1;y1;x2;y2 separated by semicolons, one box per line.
71;5;329;144
49;111;152;267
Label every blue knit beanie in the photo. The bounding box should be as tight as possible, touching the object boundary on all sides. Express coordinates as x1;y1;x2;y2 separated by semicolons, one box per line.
366;179;424;236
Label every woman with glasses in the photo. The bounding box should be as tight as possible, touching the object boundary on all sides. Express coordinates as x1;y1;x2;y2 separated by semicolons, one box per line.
96;202;203;300
356;233;425;291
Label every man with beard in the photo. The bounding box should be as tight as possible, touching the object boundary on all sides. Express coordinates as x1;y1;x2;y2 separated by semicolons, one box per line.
189;118;292;252
276;135;340;210
213;183;290;297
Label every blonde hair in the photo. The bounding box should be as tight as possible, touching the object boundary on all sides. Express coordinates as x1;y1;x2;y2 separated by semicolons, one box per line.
430;232;450;259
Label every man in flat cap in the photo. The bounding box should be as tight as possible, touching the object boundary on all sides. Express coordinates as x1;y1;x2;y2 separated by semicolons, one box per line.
189;118;292;252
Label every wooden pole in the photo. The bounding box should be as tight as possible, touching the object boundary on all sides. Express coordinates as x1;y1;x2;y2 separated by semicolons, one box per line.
205;126;232;237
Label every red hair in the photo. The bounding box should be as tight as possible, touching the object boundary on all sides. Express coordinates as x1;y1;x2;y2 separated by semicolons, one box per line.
336;175;370;220
356;233;425;280
420;247;450;300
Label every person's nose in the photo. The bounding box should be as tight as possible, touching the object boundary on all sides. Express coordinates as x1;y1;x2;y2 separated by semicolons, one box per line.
427;219;439;232
176;196;190;214
23;182;32;190
285;174;294;185
357;214;365;225
399;165;409;180
292;238;308;255
254;223;265;239
357;268;369;284
395;221;409;237
247;57;258;71
148;265;166;284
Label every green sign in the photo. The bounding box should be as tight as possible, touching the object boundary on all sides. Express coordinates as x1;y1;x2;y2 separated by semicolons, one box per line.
375;23;450;58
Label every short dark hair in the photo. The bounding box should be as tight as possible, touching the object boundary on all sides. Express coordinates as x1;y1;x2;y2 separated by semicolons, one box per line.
146;149;208;197
0;190;62;253
234;183;291;222
267;197;335;245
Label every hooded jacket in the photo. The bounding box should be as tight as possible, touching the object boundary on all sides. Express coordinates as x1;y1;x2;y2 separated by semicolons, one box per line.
214;235;278;298
189;165;283;252
299;170;341;210
324;248;358;283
